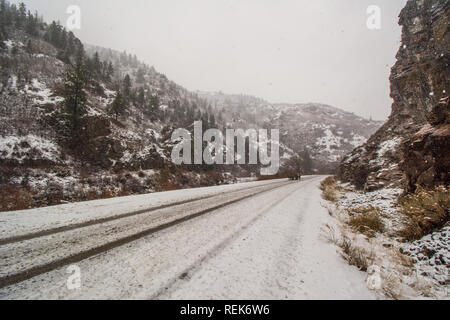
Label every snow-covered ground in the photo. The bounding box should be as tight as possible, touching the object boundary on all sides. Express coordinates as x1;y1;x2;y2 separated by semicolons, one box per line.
0;176;375;300
327;183;449;299
0;178;286;240
402;227;449;286
337;186;406;234
159;177;374;300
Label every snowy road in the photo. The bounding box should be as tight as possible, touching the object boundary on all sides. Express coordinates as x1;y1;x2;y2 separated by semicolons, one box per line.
0;176;375;299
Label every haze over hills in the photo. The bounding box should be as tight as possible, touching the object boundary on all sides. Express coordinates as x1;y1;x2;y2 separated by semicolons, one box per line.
198;91;382;170
0;1;382;210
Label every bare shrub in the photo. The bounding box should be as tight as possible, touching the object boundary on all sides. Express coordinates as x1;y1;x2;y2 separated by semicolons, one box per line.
126;177;146;194
118;185;131;197
101;189;115;199
398;186;449;241
203;170;225;185
158;180;179;192
87;189;101;201
0;185;34;212
156;168;180;192
44;182;64;206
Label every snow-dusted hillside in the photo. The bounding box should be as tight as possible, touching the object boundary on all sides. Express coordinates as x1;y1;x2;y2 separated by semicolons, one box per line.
199;92;383;171
0;29;230;210
0;2;382;211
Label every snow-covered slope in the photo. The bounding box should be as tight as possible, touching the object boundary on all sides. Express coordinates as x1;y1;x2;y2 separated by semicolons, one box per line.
0;3;382;211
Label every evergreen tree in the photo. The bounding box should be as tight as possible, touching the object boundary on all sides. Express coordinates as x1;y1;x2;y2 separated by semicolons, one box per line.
1;0;11;29
66;31;75;52
0;31;4;49
150;94;159;111
195;109;202;121
302;147;313;174
25;10;38;36
109;91;126;120
83;55;94;79
0;0;6;18
217;109;224;124
105;61;114;82
209;113;216;129
60;48;72;64
16;2;26;28
136;87;145;107
186;104;195;125
92;52;101;75
74;44;85;65
59;28;67;49
202;112;210;129
63;57;88;129
44;21;58;45
120;51;128;66
285;154;304;178
25;38;33;53
136;68;145;83
44;21;66;49
0;4;5;49
0;0;6;34
122;74;132;99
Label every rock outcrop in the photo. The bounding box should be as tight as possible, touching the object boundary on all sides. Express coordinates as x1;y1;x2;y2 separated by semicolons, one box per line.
338;0;449;191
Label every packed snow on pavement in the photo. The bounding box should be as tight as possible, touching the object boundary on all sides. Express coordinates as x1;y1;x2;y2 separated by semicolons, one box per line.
0;176;376;300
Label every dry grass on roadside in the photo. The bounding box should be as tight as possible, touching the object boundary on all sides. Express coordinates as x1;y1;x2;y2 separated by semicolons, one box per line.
319;176;336;191
381;273;402;300
322;224;373;272
398;186;449;241
322;220;425;299
322;186;447;299
320;176;340;202
348;206;385;238
339;235;374;272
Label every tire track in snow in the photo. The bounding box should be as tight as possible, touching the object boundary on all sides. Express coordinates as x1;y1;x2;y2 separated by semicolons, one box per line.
0;180;294;290
0;179;289;246
149;179;316;299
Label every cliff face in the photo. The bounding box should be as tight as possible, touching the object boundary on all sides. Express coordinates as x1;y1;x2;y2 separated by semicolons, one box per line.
338;0;449;191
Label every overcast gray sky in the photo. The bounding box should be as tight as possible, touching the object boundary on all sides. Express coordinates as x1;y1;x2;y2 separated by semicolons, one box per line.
13;0;407;120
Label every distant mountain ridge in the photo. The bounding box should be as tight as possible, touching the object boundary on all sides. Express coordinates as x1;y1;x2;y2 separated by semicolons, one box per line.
198;91;383;171
0;0;382;210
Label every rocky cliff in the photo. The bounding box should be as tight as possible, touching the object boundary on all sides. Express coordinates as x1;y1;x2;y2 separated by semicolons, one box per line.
338;0;449;191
